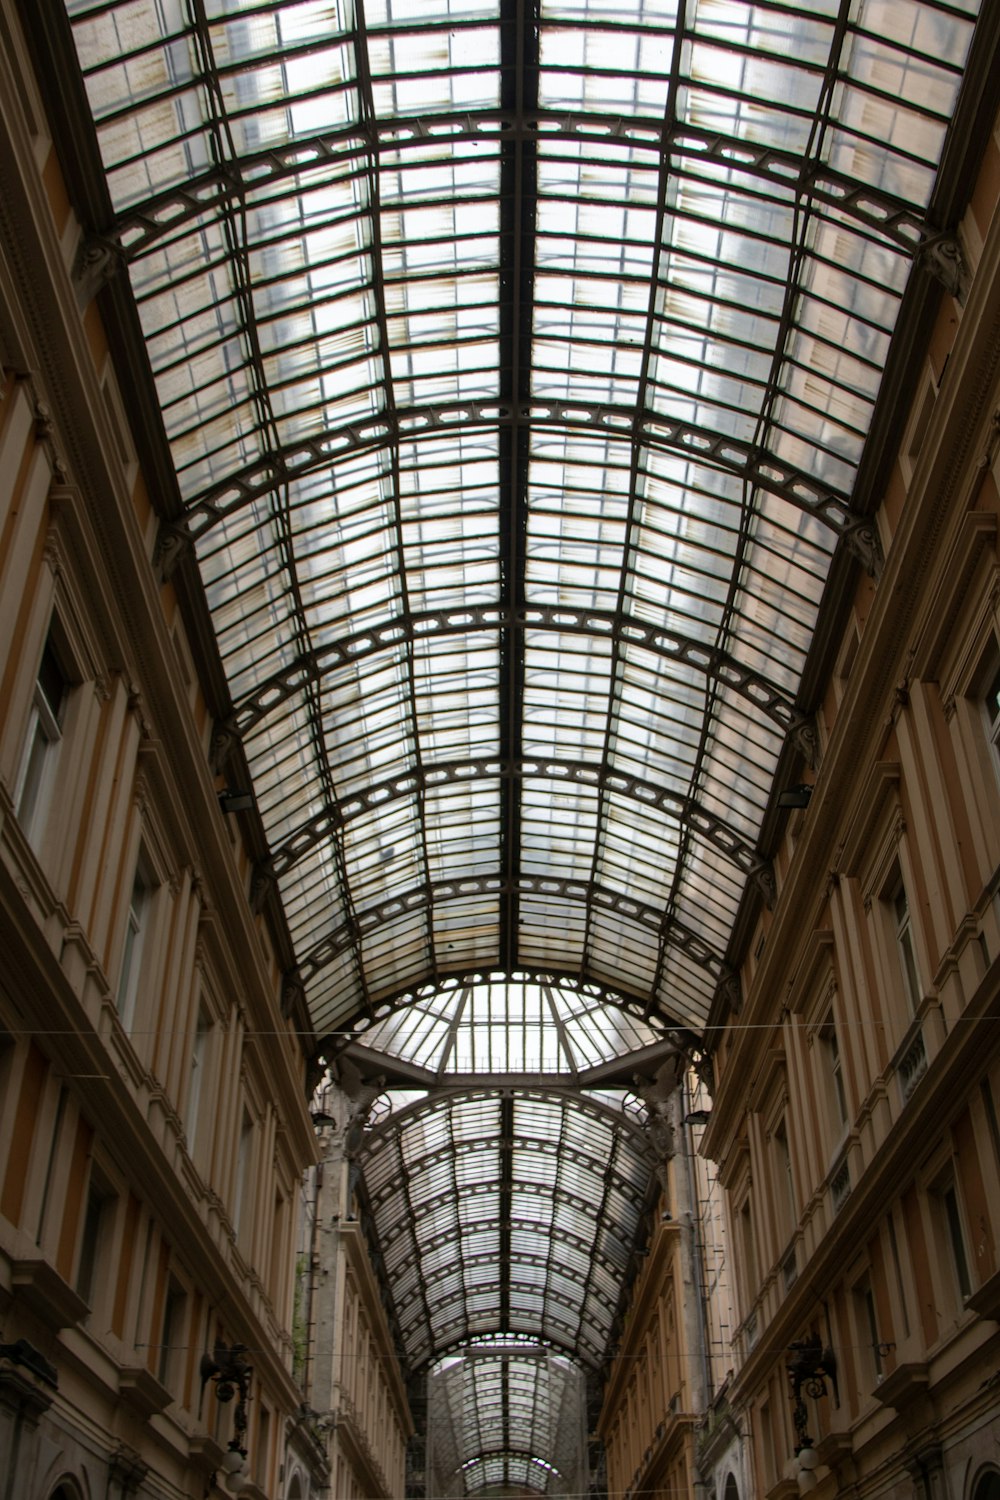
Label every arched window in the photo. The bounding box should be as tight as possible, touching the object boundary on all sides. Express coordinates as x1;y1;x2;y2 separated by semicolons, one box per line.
286;1474;304;1500
723;1476;740;1500
972;1471;1000;1500
49;1484;83;1500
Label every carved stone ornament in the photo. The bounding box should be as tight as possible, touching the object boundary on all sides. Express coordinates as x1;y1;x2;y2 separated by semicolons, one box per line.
840;518;884;579
153;520;191;581
210;719;240;774
716;966;742;1016
108;1445;150;1494
789;714;820;771
750;859;777;910
33;401;54;443
281;970;305;1018
250;863;275;914
72;234;123;302
917;232;970;302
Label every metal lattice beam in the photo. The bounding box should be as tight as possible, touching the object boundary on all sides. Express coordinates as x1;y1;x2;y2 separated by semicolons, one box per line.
230;604;799;737
299;873;726;981
108;112;929;263
267;754;760;879
158;396;852;547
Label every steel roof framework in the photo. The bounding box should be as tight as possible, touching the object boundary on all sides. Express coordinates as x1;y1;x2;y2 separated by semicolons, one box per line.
50;0;986;1482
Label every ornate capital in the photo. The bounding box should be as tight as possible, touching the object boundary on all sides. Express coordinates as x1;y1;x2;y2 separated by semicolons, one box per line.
917;231;970;302
72;233;123;303
153;520;191;581
840;518;883;579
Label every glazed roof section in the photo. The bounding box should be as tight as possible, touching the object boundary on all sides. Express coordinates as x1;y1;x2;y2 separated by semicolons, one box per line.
64;0;979;1049
359;1091;655;1370
426;1345;588;1497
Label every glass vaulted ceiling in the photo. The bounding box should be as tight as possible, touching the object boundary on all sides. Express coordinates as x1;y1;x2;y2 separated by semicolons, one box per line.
61;0;982;1454
67;0;977;1044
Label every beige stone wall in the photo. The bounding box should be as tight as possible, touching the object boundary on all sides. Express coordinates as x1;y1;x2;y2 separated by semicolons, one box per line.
305;1103;412;1500
702;108;1000;1500
0;3;321;1495
598;1145;701;1500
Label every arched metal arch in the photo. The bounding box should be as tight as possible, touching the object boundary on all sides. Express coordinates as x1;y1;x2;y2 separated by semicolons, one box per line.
392;1240;628;1312
110;111;928;263
161;395;853;545
315;966;703;1060
358;1085;658;1166
449;1446;566;1477
299;874;726;981
268;754;761;881
417;1317;607;1374
230;605;801;740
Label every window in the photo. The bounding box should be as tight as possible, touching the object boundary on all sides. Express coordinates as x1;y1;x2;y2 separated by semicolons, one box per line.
774;1119;797;1238
854;1279;883;1385
737;1197;758;1312
76;1175;113;1308
984;650;1000;774
15;634;69;840
886;1210;911;1338
942;1183;971;1302
233;1110;255;1240
819;1014;848;1130
158;1277;186;1391
117;864;150;1030
256;1404;271;1488
186;1009;211;1157
890;875;922;1013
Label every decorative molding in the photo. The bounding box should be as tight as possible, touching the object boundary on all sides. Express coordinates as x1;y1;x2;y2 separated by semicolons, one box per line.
10;1257;88;1330
872;1360;929;1415
118;1365;172;1420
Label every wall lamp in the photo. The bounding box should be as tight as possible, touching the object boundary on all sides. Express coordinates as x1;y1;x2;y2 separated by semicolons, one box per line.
218;789;254;814
199;1341;253;1494
777;784;813;811
786;1336;837;1493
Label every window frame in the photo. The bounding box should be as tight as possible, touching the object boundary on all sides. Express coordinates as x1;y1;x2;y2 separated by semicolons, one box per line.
14;633;70;839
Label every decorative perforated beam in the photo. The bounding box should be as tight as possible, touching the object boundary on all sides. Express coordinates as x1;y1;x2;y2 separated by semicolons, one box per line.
300;873;725;980
109;111;928;263
230;604;800;736
157;396;852;547
268;754;759;879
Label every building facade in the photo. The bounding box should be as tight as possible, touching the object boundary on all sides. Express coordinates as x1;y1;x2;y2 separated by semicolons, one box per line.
3;2;1000;1500
697;93;1000;1500
0;5;327;1493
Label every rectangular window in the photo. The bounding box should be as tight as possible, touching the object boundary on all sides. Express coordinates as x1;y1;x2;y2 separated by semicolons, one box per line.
943;1184;971;1302
887;1209;910;1338
117;864;149;1030
984;652;1000;773
257;1404;271;1488
820;1014;848;1128
158;1278;186;1390
738;1199;757;1307
774;1119;797;1238
77;1176;113;1308
233;1110;255;1240
892;878;922;1012
981;1076;1000;1167
15;634;69;840
186;1009;210;1156
854;1280;883;1385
